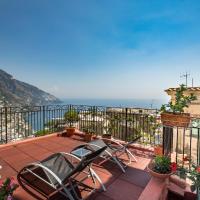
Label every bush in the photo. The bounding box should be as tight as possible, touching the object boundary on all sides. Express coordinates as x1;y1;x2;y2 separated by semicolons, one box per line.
45;119;65;131
161;84;197;113
35;129;51;137
64;109;79;126
153;156;177;174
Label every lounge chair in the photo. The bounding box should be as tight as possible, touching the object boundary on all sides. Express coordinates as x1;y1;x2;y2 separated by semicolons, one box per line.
17;146;107;200
71;136;141;173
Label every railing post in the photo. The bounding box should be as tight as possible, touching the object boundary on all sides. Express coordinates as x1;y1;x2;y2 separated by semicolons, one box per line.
5;107;8;143
92;106;96;132
69;104;72;127
163;126;173;156
43;105;46;133
198;128;200;166
125;108;128;141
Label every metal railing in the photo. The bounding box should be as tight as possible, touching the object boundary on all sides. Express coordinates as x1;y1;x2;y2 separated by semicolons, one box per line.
163;125;200;168
0;104;159;145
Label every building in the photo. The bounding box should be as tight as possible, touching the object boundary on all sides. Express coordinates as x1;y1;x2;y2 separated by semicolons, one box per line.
165;87;200;118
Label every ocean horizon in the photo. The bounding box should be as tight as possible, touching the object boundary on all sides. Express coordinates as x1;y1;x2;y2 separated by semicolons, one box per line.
61;98;165;109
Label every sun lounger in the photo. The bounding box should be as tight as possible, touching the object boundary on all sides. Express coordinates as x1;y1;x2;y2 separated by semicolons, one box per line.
17;146;107;200
71;136;140;173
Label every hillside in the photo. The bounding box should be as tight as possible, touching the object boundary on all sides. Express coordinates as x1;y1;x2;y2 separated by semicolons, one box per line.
0;69;61;106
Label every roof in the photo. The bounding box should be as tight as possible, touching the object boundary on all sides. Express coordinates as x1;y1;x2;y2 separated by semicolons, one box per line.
165;87;200;92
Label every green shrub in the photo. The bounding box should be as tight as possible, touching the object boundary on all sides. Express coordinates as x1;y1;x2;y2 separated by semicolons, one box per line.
35;129;51;137
153;156;171;174
64;109;79;126
161;84;197;113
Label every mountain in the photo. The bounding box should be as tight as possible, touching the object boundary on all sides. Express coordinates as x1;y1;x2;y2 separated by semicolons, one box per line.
0;69;61;106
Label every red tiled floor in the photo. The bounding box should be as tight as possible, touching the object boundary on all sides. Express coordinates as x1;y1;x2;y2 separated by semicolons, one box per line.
91;194;114;200
103;178;143;200
13;185;37;200
119;167;151;188
0;147;22;158
0;163;16;180
3;153;31;164
0;134;152;200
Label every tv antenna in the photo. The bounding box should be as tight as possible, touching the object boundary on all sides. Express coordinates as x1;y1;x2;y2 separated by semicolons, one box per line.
180;72;190;87
150;99;154;109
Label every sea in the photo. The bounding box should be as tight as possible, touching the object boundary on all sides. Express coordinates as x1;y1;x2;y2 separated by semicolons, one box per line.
61;98;165;109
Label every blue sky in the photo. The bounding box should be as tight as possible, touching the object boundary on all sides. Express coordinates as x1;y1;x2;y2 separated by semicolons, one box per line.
0;0;200;101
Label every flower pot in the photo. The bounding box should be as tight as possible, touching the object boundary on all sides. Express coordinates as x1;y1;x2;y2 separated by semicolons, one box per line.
84;134;93;142
102;134;112;139
147;163;173;180
154;145;163;156
161;112;191;128
66;127;75;137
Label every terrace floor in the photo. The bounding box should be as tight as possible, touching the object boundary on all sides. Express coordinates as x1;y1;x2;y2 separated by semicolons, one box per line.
0;133;154;200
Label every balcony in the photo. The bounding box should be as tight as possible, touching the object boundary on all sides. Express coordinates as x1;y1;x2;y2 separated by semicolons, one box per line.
0;133;157;200
0;104;199;199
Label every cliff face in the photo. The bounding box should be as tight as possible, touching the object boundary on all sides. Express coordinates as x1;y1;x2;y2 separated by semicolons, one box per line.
0;69;61;106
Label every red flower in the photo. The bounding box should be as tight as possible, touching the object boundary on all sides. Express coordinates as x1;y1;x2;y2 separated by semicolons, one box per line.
196;166;200;173
170;162;177;172
0;179;3;187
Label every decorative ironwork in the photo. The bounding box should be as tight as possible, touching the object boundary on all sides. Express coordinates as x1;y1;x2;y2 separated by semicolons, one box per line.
0;104;159;144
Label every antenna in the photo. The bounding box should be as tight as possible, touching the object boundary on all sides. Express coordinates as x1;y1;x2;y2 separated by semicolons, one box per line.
150;99;154;109
192;78;194;87
180;72;190;87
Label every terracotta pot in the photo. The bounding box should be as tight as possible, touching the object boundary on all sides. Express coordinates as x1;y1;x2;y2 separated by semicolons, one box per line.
161;112;190;128
102;134;112;139
154;145;163;156
147;163;173;180
84;134;93;142
92;135;97;140
66;127;75;137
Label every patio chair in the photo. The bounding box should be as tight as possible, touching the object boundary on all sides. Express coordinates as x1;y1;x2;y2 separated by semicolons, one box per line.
17;146;107;200
71;136;141;173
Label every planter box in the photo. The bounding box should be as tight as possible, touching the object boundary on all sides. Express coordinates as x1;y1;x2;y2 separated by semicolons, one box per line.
161;112;190;128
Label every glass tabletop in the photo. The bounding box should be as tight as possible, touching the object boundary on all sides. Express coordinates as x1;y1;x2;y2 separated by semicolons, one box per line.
71;148;92;158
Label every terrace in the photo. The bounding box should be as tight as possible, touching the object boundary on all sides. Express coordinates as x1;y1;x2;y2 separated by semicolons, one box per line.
0;133;156;200
0;104;200;199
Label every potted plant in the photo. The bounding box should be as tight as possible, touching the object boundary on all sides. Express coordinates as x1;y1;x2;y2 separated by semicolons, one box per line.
147;115;163;154
147;155;177;180
176;166;188;180
0;177;19;200
102;125;113;139
188;164;200;199
64;109;79;137
102;133;112;139
160;84;197;127
103;115;119;139
83;127;95;142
